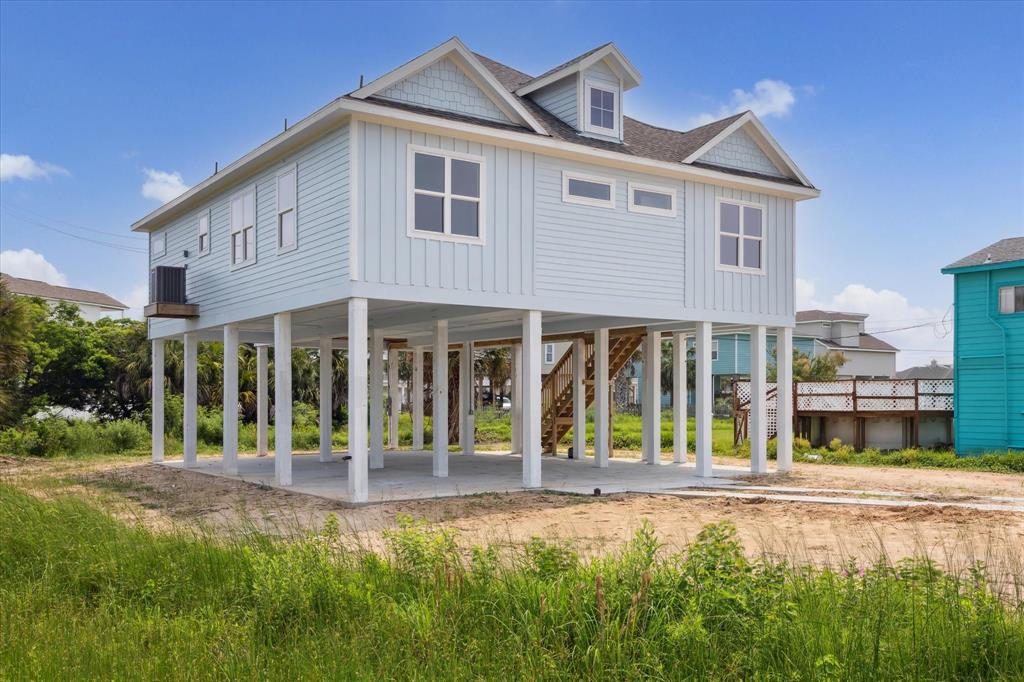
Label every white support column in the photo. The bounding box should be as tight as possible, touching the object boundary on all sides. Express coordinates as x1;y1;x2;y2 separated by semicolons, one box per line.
510;342;523;455
521;310;542;488
348;298;369;502
222;325;239;475
274;313;293;486
151;339;164;463
695;322;713;477
593;328;610;468
750;325;768;474
256;344;269;457
673;332;687;464
183;332;198;468
412;348;424;450
776;326;794;473
432;320;449;477
572;338;586;460
460;341;474;455
369;329;384;469
388;346;400;450
319;335;333;463
642;330;662;465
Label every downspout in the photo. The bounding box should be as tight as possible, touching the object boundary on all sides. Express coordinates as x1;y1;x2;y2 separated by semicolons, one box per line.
985;270;1011;447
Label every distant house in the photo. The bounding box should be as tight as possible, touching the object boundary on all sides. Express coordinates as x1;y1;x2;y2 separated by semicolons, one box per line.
896;360;953;380
1;273;127;322
942;236;1024;454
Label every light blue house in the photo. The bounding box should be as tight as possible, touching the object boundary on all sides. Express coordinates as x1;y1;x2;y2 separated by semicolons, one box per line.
942;237;1024;454
135;37;820;501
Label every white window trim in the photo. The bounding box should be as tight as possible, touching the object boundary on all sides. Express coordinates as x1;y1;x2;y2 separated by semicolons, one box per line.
196;209;210;257
562;170;616;209
544;343;554;364
627;181;676;217
714;196;766;275
583;79;620;137
276;163;298;254
711;339;719;362
151;231;166;259
406;144;486;245
229;184;257;270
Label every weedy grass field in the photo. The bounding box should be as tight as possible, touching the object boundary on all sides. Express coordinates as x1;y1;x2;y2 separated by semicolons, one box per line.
1;483;1022;680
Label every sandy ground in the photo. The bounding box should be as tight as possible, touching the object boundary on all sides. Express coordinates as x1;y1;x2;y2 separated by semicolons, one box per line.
3;454;1022;590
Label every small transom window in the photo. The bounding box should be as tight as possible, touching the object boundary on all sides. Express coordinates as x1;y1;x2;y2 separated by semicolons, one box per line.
628;182;676;217
585;80;619;136
408;145;484;243
562;171;615;208
999;286;1024;314
717;199;764;273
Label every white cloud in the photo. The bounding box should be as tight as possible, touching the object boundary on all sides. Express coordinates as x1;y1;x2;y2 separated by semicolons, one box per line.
688;79;798;128
796;279;954;370
141;168;189;203
0;248;69;285
120;283;149;320
0;153;70;182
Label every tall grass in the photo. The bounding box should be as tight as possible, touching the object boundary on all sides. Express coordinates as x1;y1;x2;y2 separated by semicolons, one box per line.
1;484;1021;680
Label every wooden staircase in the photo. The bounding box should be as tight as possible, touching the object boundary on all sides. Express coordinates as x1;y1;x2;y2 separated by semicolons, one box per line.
540;330;644;454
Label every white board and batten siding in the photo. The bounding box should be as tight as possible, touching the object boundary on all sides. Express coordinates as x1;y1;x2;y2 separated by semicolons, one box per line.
148;124;350;337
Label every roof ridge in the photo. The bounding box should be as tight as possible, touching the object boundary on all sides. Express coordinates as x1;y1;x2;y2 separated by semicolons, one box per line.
625;110;746;136
520;42;614;88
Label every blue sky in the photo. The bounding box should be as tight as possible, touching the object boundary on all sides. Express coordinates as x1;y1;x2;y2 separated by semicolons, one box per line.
1;1;1022;367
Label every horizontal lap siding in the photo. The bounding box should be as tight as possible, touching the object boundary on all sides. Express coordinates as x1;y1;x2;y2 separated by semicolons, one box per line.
954;267;1024;452
357;122;533;296
149;125;348;335
531;77;577;128
685;181;793;319
534;155;685;304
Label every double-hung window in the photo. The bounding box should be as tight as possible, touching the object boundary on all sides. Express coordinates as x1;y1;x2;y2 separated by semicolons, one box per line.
408;145;484;243
584;80;619;136
544;344;555;364
151;232;166;258
230;186;256;267
277;165;297;252
627;182;676;217
197;211;210;256
562;171;615;208
717;198;764;273
999;285;1024;314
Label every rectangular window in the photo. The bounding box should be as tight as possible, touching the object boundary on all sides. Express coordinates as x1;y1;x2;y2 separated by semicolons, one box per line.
562;171;615;208
584;80;619;136
999;285;1024;314
276;165;297;252
407;145;484;243
711;340;719;362
151;232;165;258
717;198;764;273
197;212;210;256
544;344;554;363
230;186;256;267
627;181;676;217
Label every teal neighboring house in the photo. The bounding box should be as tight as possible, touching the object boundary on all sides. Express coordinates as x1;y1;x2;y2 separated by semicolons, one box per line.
942;237;1024;454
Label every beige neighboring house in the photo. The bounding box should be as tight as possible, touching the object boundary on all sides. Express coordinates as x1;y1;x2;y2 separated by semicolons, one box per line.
795;310;897;379
1;273;128;322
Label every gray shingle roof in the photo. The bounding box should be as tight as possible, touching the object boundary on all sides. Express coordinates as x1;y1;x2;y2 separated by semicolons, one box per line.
817;333;898;353
514;42;613;90
895;362;953;380
943;237;1024;271
796;309;869;322
1;273;127;309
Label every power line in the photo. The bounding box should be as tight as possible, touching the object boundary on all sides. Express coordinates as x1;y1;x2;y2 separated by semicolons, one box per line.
1;211;147;254
0;203;145;241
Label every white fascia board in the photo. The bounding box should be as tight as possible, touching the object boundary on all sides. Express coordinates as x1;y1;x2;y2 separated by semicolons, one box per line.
345;98;821;199
516;43;642;96
683;111;814;188
132;96;820;234
348;37;548;136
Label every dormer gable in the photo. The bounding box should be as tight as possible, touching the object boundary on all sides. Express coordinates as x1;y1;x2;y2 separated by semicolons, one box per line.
518;43;641;144
350;37;548;135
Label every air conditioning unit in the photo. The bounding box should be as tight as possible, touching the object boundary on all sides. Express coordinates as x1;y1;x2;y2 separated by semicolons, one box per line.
145;266;198;319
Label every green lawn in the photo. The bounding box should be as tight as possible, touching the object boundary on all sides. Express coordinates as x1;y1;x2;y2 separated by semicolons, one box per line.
2;483;1021;680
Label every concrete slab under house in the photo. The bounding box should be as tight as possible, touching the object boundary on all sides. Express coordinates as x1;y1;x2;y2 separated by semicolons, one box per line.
135;37;819;503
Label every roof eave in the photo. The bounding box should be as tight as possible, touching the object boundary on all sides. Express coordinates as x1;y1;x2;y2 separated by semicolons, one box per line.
941;259;1024;275
515;43;642;96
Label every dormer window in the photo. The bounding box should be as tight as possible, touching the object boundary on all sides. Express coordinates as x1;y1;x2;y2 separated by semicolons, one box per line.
584;80;619;136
